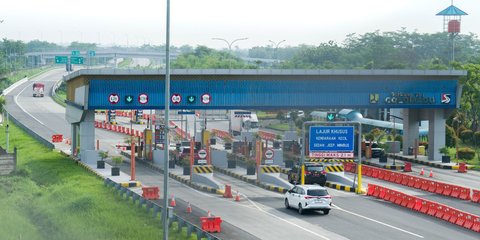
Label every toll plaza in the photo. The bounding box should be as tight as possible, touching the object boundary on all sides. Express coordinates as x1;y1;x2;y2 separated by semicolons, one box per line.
63;69;465;164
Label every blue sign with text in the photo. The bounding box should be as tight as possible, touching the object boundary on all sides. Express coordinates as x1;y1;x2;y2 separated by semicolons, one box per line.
309;126;354;152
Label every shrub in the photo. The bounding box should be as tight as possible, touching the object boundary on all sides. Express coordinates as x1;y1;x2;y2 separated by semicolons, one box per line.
445;125;457;148
460;129;474;144
458;147;475;160
474;132;480;144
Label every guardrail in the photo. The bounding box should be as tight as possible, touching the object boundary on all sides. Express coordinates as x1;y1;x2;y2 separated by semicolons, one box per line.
104;178;221;239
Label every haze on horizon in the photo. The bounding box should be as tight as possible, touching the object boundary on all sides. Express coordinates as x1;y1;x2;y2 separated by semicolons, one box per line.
1;0;479;49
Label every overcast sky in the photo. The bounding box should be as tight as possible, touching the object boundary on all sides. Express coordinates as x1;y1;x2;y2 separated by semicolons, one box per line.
1;0;479;49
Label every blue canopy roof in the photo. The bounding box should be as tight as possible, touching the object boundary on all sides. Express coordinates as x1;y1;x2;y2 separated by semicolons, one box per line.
436;5;468;16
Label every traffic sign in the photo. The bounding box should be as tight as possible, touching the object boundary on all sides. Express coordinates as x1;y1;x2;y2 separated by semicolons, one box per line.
108;94;120;104
198;149;207;159
138;93;148;104
327;113;336;121
71;50;80;56
70;56;84;64
264;148;274;159
171;94;182;104
201;93;211;104
125;95;134;104
197;159;207;164
88;50;96;57
187;95;196;104
54;56;68;64
309;126;354;152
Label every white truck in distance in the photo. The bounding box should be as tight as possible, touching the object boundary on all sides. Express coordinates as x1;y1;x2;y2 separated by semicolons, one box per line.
230;110;259;136
32;83;45;97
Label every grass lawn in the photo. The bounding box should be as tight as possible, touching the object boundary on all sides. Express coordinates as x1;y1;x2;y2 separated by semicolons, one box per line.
266;123;292;131
118;58;133;68
0;67;54;92
0;123;197;240
256;111;277;119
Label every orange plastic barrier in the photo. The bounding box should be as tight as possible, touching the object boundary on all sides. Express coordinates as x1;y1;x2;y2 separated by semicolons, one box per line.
420;179;429;191
403;162;412;172
459;188;471;200
458;162;467;173
472;190;480;203
52;134;63;143
200;217;222;233
448;209;459;224
427;202;437;216
142;187;159;200
443;184;453;196
427;181;436;193
451;186;460;198
471;217;480;232
435;182;445;195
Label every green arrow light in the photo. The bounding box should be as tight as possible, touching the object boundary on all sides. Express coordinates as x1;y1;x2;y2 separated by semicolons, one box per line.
187;95;196;103
125;95;133;103
327;113;335;121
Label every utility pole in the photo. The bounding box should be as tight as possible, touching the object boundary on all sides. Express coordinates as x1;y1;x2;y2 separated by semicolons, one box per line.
163;0;171;239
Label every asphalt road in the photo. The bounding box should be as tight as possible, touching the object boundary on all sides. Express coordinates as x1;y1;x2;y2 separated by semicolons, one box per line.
7;68;480;240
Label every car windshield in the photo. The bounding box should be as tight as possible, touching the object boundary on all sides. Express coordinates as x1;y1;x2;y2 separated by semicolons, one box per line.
307;189;329;196
307;166;324;171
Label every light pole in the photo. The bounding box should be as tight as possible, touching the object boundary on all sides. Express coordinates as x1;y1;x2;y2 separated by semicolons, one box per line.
211;38;247;134
163;0;171;239
268;39;286;63
212;37;248;69
389;114;403;166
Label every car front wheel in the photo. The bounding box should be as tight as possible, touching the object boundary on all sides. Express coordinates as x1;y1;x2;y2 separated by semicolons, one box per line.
298;204;304;215
284;199;290;209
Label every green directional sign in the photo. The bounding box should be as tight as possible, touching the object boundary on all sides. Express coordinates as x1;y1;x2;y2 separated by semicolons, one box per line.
187;95;196;104
88;50;96;57
125;95;134;104
327;112;336;122
70;56;84;64
54;56;68;64
71;50;80;56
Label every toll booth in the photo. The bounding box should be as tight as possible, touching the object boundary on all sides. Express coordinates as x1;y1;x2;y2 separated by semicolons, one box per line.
134;110;143;124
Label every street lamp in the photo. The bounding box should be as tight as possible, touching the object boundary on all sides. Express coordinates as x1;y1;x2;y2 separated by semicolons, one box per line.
268;39;286;63
163;0;171;239
212;37;248;69
389;114;403;166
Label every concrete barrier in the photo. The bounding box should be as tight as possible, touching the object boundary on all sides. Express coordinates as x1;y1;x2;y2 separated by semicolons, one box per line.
327;172;358;188
192;165;222;189
258;165;293;189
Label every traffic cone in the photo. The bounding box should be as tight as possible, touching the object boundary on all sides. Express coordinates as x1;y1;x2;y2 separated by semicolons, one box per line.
419;168;424;176
186;202;192;213
170;194;176;207
207;210;212;217
234;191;240;202
429;170;434;178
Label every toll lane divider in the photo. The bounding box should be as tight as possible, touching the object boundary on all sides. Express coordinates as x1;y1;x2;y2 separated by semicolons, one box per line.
119;151;224;196
367;183;480;233
104;178;220;239
344;162;479;203
360;160;404;170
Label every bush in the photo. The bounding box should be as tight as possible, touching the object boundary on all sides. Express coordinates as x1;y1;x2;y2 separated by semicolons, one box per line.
474;132;480;144
458;147;475;160
445;125;457;148
460;129;474;144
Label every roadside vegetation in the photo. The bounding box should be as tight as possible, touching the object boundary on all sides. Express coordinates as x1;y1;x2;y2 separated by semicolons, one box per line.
0;123;196;240
118;58;133;68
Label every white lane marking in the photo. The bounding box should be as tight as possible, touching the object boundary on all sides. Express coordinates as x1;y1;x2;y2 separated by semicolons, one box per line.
243;194;332;240
332;204;424;239
14;82;46;126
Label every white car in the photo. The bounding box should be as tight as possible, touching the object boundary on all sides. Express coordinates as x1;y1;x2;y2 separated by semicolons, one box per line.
284;185;332;215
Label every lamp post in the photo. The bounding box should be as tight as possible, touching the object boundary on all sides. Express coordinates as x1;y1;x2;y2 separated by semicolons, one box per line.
212;37;248;69
212;37;248;134
163;0;171;239
389;114;403;166
268;40;286;63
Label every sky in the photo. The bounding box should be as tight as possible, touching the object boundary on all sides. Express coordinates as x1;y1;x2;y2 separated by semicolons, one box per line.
1;0;479;49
